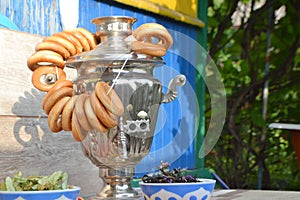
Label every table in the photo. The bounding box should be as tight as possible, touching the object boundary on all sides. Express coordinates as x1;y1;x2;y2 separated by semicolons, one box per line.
212;189;300;200
83;189;300;199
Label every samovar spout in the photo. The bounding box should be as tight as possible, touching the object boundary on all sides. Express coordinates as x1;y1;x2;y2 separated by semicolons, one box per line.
161;74;186;103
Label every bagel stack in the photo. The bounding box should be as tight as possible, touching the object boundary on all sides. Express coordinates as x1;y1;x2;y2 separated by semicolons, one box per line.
28;28;98;92
41;80;124;142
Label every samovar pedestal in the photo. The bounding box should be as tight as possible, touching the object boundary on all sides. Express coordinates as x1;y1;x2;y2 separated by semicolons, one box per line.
91;167;139;200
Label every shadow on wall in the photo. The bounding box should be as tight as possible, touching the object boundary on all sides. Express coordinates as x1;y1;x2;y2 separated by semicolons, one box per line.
12;89;48;147
9;88;84;173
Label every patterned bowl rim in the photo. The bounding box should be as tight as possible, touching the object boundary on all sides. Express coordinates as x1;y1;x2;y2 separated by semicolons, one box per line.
139;178;216;186
0;186;80;194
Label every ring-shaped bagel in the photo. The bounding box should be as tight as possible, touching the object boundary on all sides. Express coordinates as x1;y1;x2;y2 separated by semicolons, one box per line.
63;29;90;52
84;96;108;133
54;32;83;54
136;23;168;30
95;81;124;116
131;41;166;57
72;111;87;141
35;41;71;60
74;94;92;131
135;27;173;50
133;23;167;36
90;91;117;128
32;66;66;92
62;95;79;131
48;96;70;132
76;28;98;50
42;80;73;108
43;35;77;56
27;50;65;71
43;87;73;115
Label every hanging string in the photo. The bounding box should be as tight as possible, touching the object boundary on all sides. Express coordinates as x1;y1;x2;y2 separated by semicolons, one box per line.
55;66;59;80
107;52;133;95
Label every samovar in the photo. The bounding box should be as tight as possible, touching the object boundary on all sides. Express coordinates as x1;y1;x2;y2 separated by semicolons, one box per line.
66;16;186;199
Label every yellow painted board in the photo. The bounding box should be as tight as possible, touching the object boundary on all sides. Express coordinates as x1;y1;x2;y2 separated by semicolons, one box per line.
145;0;198;18
114;0;205;28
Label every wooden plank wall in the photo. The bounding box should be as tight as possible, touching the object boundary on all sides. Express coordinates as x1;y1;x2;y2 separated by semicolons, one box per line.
0;28;101;196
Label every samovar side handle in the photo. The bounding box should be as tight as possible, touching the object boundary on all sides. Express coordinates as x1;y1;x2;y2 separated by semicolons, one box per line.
161;74;186;103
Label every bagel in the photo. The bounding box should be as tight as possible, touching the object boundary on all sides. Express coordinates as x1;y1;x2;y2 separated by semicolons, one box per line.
48;96;71;132
43;87;73;115
135;27;173;50
43;35;77;56
63;29;91;52
95;81;124;116
54;31;83;54
133;23;167;37
134;23;167;32
35;41;71;60
84;96;108;133
31;66;66;92
74;94;92;131
90;91;117;128
72;111;87;141
61;95;79;131
42;80;73;108
27;50;65;71
131;41;166;57
76;27;98;50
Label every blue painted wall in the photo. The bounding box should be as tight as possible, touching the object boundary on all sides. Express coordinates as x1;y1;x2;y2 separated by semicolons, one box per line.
1;0;202;175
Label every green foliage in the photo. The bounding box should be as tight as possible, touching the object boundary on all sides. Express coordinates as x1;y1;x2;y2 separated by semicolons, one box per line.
205;0;300;190
0;171;70;191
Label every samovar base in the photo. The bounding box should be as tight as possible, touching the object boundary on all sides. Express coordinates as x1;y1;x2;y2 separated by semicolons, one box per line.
89;186;140;200
88;166;141;200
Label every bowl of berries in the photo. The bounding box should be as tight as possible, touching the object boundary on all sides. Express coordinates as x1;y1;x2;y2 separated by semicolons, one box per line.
139;162;216;200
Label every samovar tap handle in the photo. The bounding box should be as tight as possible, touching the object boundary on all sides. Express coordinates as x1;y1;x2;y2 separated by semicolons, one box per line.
161;74;186;103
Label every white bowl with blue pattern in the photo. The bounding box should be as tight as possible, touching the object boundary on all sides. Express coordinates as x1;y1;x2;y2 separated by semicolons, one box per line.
140;179;216;200
0;186;80;200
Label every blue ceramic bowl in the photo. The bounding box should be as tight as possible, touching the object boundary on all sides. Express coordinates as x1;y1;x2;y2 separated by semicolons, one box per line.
140;179;216;200
0;186;80;200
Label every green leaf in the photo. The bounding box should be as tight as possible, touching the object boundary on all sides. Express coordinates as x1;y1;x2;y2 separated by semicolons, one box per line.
213;0;225;9
61;172;68;190
0;182;6;191
5;177;15;191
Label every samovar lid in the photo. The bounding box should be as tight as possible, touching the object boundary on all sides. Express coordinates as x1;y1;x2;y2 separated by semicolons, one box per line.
66;16;164;68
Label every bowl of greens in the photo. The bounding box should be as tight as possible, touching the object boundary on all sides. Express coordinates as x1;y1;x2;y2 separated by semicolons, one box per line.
0;171;80;200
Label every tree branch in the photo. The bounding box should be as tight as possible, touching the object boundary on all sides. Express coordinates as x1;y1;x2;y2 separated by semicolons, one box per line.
228;34;300;156
209;0;240;57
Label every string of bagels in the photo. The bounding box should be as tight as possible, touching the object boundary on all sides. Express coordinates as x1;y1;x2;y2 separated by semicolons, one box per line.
27;23;173;142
